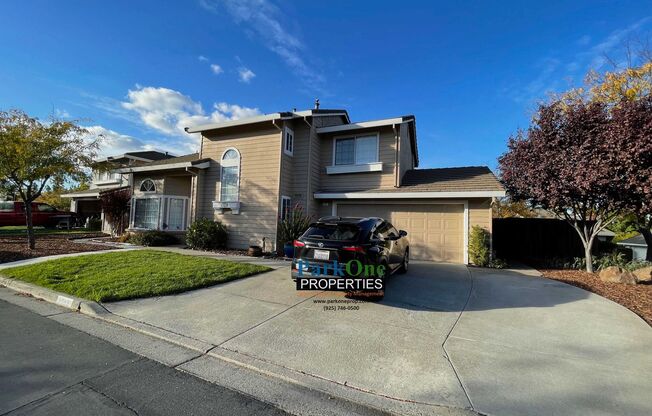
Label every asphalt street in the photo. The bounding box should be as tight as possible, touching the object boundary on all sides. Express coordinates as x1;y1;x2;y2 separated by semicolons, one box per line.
0;299;289;416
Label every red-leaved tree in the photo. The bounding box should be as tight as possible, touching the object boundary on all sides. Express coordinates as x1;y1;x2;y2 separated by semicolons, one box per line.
499;98;652;272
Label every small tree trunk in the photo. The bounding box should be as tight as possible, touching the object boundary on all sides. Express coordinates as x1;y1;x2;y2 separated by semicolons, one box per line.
584;246;594;273
640;227;652;262
24;202;35;250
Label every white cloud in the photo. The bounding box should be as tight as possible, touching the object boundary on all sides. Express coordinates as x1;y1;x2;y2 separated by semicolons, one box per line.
198;55;209;62
199;0;324;91
121;85;261;137
82;125;159;158
238;67;256;83
55;108;70;118
210;63;223;74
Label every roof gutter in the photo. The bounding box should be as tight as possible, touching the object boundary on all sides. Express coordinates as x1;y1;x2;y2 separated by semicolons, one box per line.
314;190;507;199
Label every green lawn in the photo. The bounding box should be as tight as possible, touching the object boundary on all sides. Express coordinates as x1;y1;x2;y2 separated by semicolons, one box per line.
0;226;98;236
0;250;271;302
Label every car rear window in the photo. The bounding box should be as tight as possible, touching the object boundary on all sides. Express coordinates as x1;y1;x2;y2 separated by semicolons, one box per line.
302;224;360;241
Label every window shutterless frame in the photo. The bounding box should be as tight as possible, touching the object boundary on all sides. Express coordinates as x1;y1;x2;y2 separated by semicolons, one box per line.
220;147;241;202
331;133;380;166
284;127;294;156
281;196;291;220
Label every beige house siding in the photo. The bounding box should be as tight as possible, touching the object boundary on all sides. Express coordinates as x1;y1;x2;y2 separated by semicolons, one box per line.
319;126;398;192
199;125;282;250
397;122;414;185
132;173;191;197
468;197;493;237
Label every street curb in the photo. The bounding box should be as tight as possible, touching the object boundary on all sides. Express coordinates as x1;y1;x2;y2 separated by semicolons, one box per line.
0;276;85;311
0;275;215;353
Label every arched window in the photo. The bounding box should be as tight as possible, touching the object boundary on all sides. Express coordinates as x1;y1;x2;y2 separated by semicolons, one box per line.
140;179;156;193
220;148;240;202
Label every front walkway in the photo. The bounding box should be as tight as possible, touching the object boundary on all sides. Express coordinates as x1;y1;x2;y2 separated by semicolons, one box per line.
100;261;652;416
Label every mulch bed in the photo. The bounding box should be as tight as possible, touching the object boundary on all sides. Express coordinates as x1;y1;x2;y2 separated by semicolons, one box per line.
540;269;652;326
0;233;112;264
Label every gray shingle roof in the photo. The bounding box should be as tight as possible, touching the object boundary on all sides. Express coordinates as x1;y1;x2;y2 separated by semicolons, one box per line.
398;166;504;192
137;153;209;166
125;151;174;161
617;234;648;246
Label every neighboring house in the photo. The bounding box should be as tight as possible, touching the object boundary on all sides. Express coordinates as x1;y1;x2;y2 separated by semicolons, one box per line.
617;234;649;261
116;107;505;263
61;151;173;230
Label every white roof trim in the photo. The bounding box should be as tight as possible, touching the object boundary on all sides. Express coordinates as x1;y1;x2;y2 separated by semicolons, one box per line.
60;191;100;198
616;242;647;247
115;161;209;173
185;113;283;133
314;190;506;199
316;117;407;134
185;110;350;133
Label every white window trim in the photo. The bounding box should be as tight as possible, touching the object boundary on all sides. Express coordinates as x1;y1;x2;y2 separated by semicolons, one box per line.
139;178;157;193
220;147;241;203
281;196;291;220
326;162;383;175
129;194;190;231
329;133;380;173
283;127;294;157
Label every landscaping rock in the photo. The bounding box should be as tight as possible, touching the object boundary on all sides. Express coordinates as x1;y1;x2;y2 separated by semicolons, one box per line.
598;266;637;285
633;266;652;283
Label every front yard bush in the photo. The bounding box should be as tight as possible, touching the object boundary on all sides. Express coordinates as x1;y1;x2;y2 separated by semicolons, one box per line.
186;218;227;250
128;230;178;247
468;225;491;267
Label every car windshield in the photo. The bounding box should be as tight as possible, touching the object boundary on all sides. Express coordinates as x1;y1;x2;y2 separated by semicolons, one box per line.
302;224;360;241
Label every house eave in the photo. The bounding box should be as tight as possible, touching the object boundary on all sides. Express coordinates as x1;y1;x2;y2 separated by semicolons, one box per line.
315;116;413;134
115;161;209;173
314;190;506;199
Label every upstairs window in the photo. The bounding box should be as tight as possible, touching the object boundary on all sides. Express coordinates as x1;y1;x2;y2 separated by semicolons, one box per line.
220;148;240;202
140;179;156;193
334;134;378;165
284;127;294;156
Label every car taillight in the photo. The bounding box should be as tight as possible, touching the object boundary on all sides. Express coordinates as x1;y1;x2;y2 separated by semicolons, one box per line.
293;240;305;248
342;246;365;253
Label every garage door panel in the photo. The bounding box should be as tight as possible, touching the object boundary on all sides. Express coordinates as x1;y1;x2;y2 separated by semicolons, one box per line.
336;203;464;263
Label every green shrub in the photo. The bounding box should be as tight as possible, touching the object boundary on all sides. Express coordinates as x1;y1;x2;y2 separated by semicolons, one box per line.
186;218;227;250
468;225;491;267
594;250;628;270
128;230;178;247
624;260;652;271
277;204;312;246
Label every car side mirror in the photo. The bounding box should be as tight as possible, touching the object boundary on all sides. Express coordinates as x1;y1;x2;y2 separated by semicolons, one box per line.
399;230;408;237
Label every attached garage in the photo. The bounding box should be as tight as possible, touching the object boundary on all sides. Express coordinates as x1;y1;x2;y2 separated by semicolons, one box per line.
315;167;506;265
337;203;465;262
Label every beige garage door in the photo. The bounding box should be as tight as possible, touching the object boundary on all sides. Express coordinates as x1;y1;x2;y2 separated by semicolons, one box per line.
336;203;465;263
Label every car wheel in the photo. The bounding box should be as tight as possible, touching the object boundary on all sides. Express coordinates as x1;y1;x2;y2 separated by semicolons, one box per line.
398;249;409;274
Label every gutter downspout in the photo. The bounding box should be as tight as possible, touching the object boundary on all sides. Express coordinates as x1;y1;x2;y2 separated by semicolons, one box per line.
393;123;400;188
302;116;313;214
272;119;284;253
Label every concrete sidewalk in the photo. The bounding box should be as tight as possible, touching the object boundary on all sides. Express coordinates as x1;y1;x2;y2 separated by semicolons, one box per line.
103;262;652;416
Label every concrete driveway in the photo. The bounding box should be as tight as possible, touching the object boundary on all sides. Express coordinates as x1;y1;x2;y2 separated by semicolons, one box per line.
104;261;652;416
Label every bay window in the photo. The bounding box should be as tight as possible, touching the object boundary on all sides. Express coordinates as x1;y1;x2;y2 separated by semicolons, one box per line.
131;196;189;231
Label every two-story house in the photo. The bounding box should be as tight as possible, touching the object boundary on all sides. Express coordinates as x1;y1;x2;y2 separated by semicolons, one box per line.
61;151;173;230
116;106;504;264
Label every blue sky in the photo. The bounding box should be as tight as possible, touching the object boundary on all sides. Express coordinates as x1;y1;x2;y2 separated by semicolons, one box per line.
1;1;651;170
